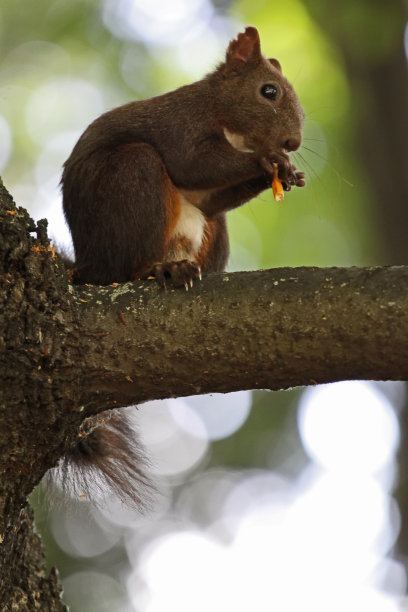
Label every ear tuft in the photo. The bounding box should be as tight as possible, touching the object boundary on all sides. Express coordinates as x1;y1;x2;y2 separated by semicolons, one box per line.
226;26;261;64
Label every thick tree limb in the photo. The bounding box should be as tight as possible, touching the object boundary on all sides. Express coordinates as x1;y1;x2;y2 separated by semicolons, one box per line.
76;264;408;411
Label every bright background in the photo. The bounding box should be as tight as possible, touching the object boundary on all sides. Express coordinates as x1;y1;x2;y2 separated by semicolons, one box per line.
1;0;408;610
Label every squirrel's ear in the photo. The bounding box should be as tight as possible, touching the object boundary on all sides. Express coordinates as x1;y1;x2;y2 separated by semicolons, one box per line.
268;58;282;72
226;26;261;64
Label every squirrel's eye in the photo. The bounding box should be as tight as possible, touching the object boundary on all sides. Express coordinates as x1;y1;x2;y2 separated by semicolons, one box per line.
261;84;278;100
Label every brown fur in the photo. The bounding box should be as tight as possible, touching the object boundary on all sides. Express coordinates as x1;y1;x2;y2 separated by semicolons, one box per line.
61;26;304;286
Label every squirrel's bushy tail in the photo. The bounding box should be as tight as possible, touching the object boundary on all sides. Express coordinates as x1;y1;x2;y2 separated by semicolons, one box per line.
48;409;155;510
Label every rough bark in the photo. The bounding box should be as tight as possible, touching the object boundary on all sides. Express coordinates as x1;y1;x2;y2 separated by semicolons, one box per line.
1;176;408;608
75;264;408;408
0;180;74;610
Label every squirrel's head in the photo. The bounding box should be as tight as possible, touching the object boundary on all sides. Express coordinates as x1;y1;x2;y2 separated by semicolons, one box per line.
213;27;304;158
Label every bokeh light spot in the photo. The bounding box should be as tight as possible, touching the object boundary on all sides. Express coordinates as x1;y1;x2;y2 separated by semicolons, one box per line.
169;391;252;441
298;381;399;474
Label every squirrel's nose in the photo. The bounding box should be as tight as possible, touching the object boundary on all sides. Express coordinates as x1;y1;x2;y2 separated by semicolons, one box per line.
284;136;301;152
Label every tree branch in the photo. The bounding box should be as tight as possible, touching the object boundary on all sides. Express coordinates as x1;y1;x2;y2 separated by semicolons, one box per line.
75;265;408;411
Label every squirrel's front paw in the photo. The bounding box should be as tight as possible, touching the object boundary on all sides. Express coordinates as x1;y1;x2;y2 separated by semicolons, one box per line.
148;260;202;290
260;154;305;191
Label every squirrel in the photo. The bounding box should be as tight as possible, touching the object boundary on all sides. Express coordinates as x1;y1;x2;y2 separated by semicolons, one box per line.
54;26;305;508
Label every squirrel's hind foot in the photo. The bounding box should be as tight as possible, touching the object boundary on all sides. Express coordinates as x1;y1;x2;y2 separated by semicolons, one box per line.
148;260;202;290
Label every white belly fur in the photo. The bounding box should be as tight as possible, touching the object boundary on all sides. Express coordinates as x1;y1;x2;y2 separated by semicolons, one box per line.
169;193;206;259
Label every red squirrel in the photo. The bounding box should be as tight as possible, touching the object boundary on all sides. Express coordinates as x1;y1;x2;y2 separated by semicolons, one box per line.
56;27;305;507
62;26;305;290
